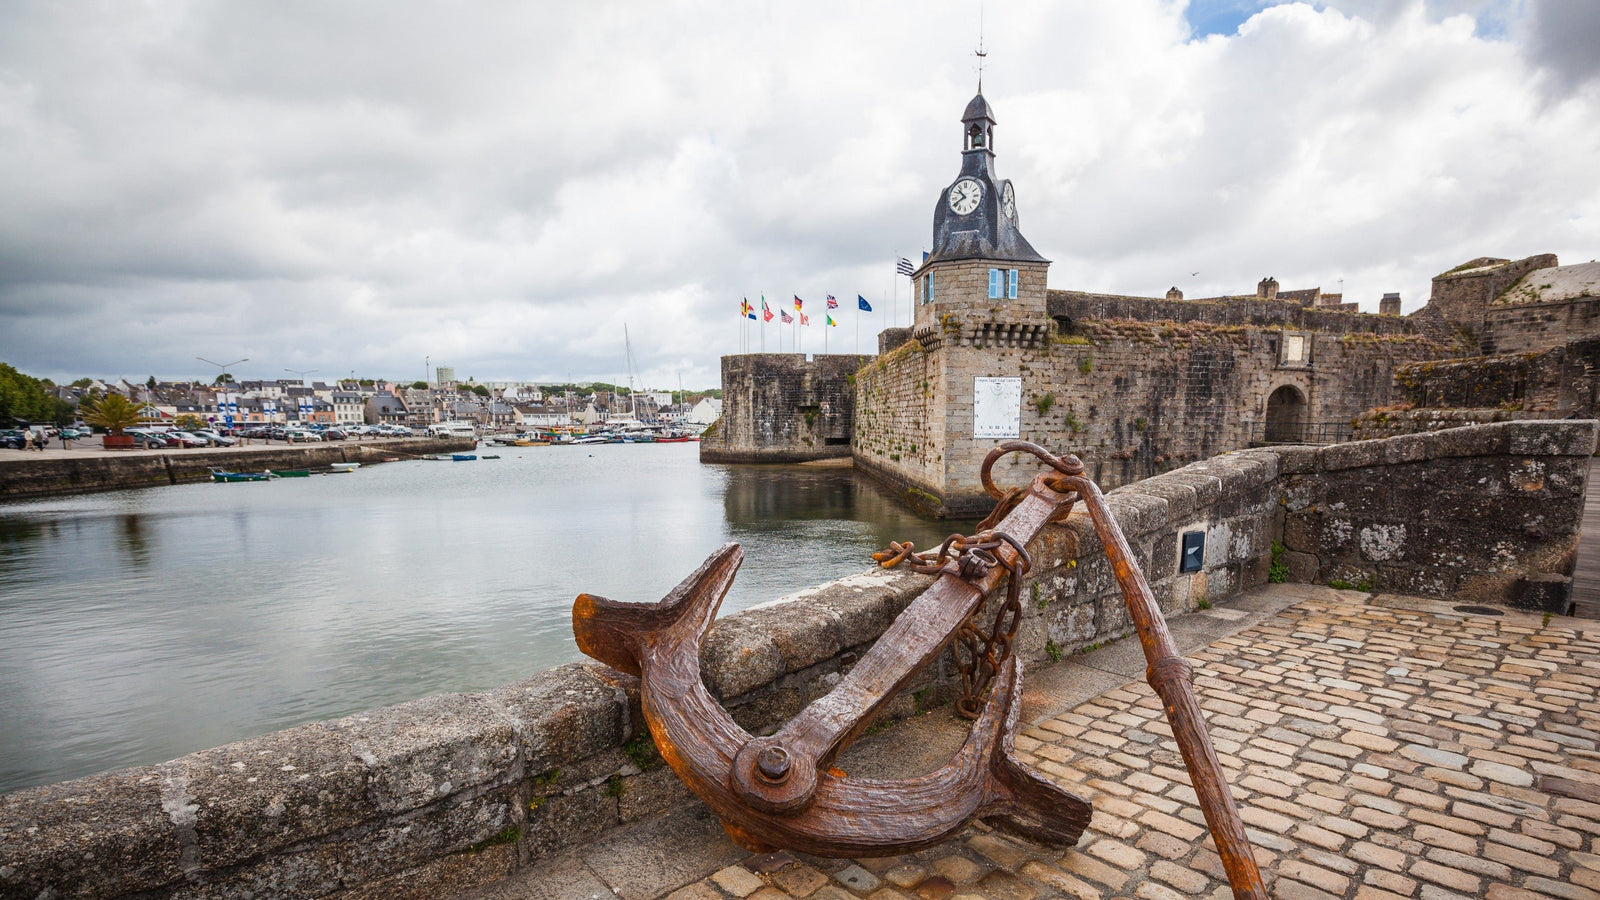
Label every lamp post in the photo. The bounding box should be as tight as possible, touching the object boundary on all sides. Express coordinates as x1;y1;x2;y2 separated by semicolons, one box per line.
198;356;247;441
284;368;318;426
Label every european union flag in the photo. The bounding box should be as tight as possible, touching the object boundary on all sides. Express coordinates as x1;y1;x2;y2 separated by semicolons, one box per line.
857;295;872;312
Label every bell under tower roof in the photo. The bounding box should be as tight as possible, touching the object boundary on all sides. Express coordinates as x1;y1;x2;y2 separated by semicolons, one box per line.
922;91;1048;269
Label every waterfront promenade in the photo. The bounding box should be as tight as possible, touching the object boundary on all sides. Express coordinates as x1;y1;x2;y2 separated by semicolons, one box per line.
463;584;1600;900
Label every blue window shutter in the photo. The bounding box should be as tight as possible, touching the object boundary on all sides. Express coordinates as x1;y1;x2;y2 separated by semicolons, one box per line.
988;268;1000;299
1008;269;1019;299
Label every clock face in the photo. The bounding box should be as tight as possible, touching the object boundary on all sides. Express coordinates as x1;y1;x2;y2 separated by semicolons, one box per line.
947;178;983;216
1000;181;1017;223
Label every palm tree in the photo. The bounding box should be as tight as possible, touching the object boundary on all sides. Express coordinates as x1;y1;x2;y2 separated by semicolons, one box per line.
83;393;142;436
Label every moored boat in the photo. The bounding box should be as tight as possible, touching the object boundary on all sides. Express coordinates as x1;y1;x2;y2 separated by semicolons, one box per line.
209;468;272;483
329;462;361;473
451;454;477;461
269;469;310;477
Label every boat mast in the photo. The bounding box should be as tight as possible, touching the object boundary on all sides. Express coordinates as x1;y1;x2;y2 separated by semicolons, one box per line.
625;323;638;420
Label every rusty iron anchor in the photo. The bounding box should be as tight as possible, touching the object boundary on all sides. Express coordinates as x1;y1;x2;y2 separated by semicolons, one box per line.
571;441;1266;899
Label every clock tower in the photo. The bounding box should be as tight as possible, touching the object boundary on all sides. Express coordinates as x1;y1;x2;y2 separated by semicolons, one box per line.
912;91;1051;344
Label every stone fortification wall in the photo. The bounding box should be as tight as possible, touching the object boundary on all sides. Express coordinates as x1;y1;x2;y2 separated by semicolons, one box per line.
1483;296;1600;356
699;354;871;464
1279;420;1596;611
3;423;1590;900
1350;407;1554;441
1350;338;1600;440
0;439;474;500
855;316;1453;514
1047;291;1419;336
1424;253;1558;336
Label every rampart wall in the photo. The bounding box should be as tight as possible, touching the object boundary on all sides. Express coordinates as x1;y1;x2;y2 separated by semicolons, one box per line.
1483;296;1600;355
0;439;475;500
1047;291;1419;335
855;317;1453;515
1350;338;1600;440
1426;253;1558;335
699;354;871;464
3;422;1591;900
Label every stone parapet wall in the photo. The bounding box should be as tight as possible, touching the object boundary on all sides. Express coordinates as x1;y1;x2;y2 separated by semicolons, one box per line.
1278;420;1597;611
699;354;872;464
0;439;474;500
3;424;1591;899
1047;291;1421;336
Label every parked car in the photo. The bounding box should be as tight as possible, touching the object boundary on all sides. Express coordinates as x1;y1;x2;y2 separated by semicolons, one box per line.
321;428;347;441
58;427;92;440
0;429;28;449
126;429;180;448
285;429;321;443
193;429;237;447
124;429;176;449
165;431;209;448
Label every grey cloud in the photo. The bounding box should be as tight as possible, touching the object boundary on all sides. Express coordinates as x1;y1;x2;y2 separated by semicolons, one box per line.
0;1;1596;389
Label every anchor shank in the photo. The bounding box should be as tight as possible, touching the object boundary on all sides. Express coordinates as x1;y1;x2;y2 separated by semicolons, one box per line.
1066;474;1268;900
730;476;1072;812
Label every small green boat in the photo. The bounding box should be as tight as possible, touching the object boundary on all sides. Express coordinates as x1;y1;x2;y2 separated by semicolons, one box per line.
269;469;310;478
210;468;272;483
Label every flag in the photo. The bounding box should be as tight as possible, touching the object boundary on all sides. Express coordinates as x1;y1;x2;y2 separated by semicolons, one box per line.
858;295;873;312
826;294;838;309
826;315;836;327
794;295;803;311
799;313;809;326
781;309;794;324
762;296;774;322
896;257;915;276
740;298;753;318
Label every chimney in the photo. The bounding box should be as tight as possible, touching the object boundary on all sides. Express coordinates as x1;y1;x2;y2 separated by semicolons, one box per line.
1257;277;1279;300
1166;286;1183;301
1379;292;1401;316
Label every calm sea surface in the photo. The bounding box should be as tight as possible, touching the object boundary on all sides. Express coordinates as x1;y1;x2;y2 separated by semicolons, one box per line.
0;444;974;794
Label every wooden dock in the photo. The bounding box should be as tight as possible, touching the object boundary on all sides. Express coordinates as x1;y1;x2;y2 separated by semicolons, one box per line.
1572;457;1600;618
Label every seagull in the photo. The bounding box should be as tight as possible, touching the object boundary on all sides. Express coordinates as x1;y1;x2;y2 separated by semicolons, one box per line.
1191;272;1200;277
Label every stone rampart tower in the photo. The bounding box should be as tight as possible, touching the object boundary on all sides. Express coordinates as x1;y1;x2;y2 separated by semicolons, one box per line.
855;91;1055;515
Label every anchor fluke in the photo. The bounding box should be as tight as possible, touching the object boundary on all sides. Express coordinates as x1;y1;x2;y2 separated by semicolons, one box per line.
572;541;743;676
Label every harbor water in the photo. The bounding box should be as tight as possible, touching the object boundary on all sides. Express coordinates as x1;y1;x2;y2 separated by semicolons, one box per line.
0;444;974;794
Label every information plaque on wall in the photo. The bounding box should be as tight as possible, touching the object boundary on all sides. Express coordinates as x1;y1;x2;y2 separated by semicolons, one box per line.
973;376;1022;439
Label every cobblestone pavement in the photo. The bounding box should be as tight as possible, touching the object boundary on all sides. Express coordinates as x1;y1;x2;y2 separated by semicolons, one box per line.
467;587;1600;900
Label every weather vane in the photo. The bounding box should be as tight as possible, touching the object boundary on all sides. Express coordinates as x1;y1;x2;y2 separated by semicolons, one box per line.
974;3;987;91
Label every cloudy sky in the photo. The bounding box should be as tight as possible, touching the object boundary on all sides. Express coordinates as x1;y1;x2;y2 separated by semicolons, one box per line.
2;1;1597;390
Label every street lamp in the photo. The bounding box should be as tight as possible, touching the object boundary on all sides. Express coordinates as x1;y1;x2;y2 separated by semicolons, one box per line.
284;369;318;424
197;356;248;385
198;356;248;440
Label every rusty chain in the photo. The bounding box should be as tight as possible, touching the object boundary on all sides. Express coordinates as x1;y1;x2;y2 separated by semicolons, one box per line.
873;530;1030;718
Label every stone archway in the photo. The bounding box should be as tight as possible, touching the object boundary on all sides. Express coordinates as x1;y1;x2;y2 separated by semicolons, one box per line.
1265;385;1307;443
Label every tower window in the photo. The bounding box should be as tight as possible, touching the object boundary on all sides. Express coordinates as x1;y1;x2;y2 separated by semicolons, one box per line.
989;268;1020;300
923;272;935;305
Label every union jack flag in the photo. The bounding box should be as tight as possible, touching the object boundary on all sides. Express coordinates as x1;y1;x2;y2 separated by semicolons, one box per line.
826;295;838;310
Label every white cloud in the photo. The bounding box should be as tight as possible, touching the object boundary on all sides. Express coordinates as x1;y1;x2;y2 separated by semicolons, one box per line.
1;0;1597;386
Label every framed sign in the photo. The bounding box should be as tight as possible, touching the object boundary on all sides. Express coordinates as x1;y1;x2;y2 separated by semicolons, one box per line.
973;376;1021;439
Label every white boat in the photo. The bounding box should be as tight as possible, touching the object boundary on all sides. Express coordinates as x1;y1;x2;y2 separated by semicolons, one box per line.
329;462;361;473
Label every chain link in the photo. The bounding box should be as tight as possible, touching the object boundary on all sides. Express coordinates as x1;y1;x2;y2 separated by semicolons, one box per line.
873;530;1030;719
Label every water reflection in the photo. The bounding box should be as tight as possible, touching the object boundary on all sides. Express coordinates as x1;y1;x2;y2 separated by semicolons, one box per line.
0;446;972;793
115;514;153;569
